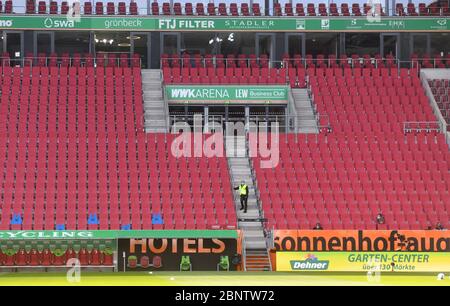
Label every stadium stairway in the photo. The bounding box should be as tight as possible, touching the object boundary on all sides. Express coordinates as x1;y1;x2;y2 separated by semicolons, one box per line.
142;69;168;132
291;88;319;133
226;136;271;270
244;250;272;272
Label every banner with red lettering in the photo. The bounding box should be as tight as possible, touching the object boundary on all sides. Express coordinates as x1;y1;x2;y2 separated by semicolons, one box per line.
118;238;238;271
273;230;450;252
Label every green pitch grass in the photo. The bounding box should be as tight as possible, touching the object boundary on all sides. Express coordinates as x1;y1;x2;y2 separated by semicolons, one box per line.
0;272;449;286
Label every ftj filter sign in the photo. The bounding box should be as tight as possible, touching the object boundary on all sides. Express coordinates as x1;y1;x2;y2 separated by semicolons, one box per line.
165;85;289;104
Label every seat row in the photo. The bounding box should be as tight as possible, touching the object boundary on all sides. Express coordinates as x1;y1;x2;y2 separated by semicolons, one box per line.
18;0;138;15
1;1;449;16
0;52;141;68
162;53;450;69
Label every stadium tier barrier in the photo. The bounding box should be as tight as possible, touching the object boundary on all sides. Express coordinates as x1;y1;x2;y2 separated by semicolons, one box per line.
0;53;142;68
160;54;450;69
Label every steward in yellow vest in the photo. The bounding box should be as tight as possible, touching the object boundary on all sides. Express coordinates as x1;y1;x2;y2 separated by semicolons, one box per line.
234;182;249;213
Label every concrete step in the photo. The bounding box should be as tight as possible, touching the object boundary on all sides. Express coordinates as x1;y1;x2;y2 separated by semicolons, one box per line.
246;260;270;266
298;127;319;134
142;81;161;86
295;103;312;108
245;242;268;251
146;117;166;122
142;80;161;85
144;104;165;109
295;105;314;110
245;251;271;270
246;258;270;263
143;85;162;91
146;119;167;125
243;231;266;239
144;103;165;107
143;93;163;98
239;223;264;230
144;108;165;113
142;73;161;78
231;175;253;179
293;96;309;100
145;128;167;133
298;119;317;125
141;70;161;76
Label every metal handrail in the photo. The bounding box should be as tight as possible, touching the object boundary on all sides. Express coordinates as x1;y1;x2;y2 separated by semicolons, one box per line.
242;233;247;271
246;135;265;224
403;121;442;133
162;58;448;71
162;58;287;70
266;248;273;271
166;114;332;135
0;56;141;68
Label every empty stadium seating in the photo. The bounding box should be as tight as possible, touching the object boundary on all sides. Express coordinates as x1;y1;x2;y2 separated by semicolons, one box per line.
159;53;450;70
254;68;450;230
412;54;450;69
430;79;450;125
159;53;450;87
0;1;137;15
0;53;141;68
2;2;448;16
159;53;450;88
163;67;288;85
0;67;237;230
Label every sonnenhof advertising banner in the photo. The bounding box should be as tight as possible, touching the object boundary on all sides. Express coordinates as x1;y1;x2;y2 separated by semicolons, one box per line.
274;230;450;272
277;252;450;272
0;16;448;32
165;85;289;104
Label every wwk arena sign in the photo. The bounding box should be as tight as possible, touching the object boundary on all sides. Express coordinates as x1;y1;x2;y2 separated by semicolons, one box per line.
165;85;289;105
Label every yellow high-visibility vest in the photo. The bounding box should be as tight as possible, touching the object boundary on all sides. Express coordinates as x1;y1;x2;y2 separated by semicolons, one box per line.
239;184;248;196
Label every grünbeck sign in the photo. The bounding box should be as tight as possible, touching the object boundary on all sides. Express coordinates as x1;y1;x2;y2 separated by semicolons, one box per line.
0;16;448;32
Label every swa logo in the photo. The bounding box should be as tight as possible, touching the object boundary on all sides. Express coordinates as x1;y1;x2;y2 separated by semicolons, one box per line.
44;18;75;28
